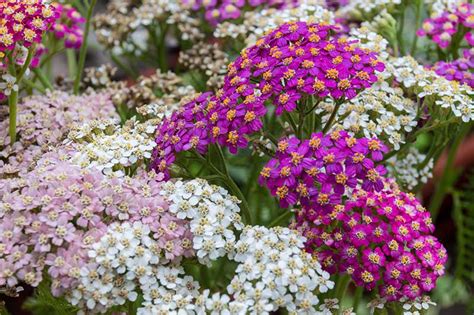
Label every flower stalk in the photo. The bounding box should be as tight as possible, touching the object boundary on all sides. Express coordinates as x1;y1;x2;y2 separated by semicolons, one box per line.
73;0;97;94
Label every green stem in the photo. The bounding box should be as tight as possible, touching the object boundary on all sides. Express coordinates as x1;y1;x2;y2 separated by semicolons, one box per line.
23;79;46;93
67;49;77;79
284;112;298;134
322;102;341;134
269;210;294;227
410;0;423;56
73;0;97;94
352;286;363;313
8;90;18;143
429;123;471;219
7;47;36;143
397;4;406;55
158;23;169;72
334;275;351;301
195;152;252;224
32;68;54;90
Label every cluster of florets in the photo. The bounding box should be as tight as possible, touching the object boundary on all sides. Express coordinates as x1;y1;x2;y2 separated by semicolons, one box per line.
137;226;340;315
184;0;299;24
259;130;388;208
383;56;474;123
223;22;384;115
425;0;465;17
52;3;85;49
388;147;434;191
115;70;196;118
0;91;117;178
317;82;418;149
178;41;229;89
160;179;243;265
0;0;59;51
432;49;474;88
66;118;156;177
69;222;194;313
417;2;474;49
93;0;182;55
294;180;447;301
0;152;192;298
229;225;337;314
214;0;335;46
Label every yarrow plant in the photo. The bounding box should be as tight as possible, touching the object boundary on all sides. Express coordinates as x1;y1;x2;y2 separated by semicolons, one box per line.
151;22;385;178
294;179;447;302
1;0;470;314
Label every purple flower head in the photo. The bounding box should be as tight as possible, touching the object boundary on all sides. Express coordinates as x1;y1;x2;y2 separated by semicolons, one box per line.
294;179;447;302
0;1;60;52
432;49;474;88
52;4;85;49
417;3;474;49
259;131;387;208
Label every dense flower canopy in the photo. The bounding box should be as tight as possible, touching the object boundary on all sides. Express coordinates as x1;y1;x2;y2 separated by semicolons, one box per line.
1;0;468;313
151;22;385;177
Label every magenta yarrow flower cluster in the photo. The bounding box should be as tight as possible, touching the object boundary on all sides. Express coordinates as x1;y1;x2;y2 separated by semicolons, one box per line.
294;181;447;301
258;130;388;208
152;22;384;177
185;0;298;24
52;4;85;50
0;0;59;52
0;152;193;296
432;49;474;87
417;2;474;48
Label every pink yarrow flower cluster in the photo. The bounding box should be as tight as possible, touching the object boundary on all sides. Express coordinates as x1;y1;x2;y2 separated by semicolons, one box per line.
417;2;474;48
432;49;474;87
293;180;447;301
0;91;118;178
0;151;193;296
52;4;85;49
258;130;388;208
185;0;298;24
151;22;384;176
0;0;59;52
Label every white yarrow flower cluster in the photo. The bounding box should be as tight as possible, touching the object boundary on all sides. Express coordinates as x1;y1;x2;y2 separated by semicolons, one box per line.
229;226;335;315
69;221;159;313
66;119;156;177
94;0;184;56
317;82;418;150
424;0;464;17
161;179;243;265
138;266;203;315
388;147;434;190
384;56;474;123
349;26;390;60
214;0;334;46
401;295;436;315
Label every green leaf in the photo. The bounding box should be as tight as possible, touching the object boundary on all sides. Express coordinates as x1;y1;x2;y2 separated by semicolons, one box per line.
23;280;79;315
453;174;474;295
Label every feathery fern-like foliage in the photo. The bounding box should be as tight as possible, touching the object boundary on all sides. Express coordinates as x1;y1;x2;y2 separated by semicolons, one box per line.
453;174;474;310
23;280;79;315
